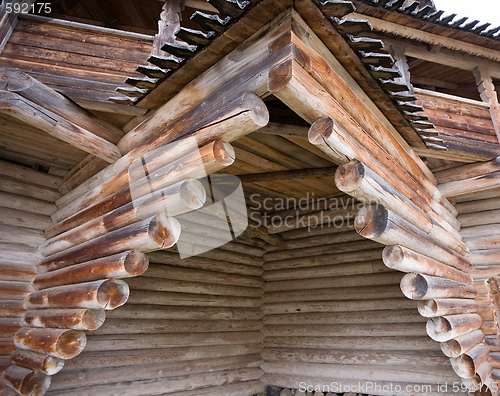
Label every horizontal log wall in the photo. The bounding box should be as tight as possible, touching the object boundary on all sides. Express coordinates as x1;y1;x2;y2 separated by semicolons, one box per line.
0;162;61;382
42;241;266;396
259;202;463;395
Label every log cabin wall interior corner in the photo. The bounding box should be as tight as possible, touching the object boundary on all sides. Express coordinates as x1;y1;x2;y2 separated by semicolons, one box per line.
1;0;500;395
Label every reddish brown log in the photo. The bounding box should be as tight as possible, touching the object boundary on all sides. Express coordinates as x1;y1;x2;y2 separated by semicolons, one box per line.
383;245;472;285
38;215;179;273
356;204;472;273
34;251;148;290
14;327;86;359
26;280;129;310
22;309;105;331
0;365;51;396
427;314;483;342
41;179;205;256
400;273;476;300
10;349;64;375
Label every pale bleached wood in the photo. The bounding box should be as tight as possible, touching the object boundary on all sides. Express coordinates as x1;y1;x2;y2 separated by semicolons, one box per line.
356;205;472;273
0;91;122;163
439;171;500;198
383;245;472;284
41;179;203;256
0;191;56;216
14;327;86;359
49;140;232;236
34;251;148;290
426;314;483;342
0;160;62;189
435;157;500;184
450;343;490;378
400;273;476;300
0;176;59;203
0;68;124;143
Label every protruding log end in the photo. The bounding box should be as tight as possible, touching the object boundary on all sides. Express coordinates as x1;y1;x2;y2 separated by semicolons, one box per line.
0;68;33;92
179;179;207;211
242;92;269;127
400;272;428;300
97;279;130;310
335;159;365;193
14;327;87;359
354;204;389;238
1;365;51;396
123;250;150;277
427;314;483;342
22;309;106;331
418;298;479;318
10;349;64;376
154;215;182;249
213;140;235;166
268;59;293;93
308;117;335;145
441;329;485;358
382;245;404;270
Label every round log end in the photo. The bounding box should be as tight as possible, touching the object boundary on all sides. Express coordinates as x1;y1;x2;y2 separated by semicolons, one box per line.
56;330;86;359
82;309;106;331
124;250;149;277
213;140;235;166
441;339;460;358
451;356;476;379
354;204;389;238
400;272;427;300
334;160;364;193
97;279;130;310
0;69;33;92
417;299;438;318
1;365;51;396
382;245;404;270
242;92;270;127
426;317;453;342
11;350;64;376
158;216;181;249
308;117;334;145
180;179;207;210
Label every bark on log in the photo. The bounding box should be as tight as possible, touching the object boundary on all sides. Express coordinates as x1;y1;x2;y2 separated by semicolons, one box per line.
26;279;129;310
383;245;472;284
400;273;476;300
38;215;179;273
0;365;51;396
336;159;467;254
356;204;472;273
14;327;86;359
34;251;148;290
418;298;479;318
42;180;204;256
426;314;483;342
22;309;105;331
450;343;490;378
10;349;64;375
49;139;232;236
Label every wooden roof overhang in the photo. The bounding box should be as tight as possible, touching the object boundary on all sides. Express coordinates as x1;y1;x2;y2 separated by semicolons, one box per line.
0;1;498;395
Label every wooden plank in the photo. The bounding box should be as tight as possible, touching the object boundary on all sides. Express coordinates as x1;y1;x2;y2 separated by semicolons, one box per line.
474;67;500;143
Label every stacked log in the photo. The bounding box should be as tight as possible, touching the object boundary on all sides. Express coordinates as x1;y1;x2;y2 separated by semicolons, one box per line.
259;195;466;395
40;240;265;396
0;162;61;393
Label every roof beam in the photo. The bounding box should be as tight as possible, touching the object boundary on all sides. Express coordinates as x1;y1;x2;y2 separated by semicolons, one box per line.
0;91;122;163
354;13;500;65
237;166;339;183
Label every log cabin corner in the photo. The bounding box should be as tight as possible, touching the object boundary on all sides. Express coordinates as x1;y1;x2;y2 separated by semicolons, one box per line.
0;0;500;395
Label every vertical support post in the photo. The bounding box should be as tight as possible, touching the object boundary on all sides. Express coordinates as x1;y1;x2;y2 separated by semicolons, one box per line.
151;0;183;57
474;66;500;142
